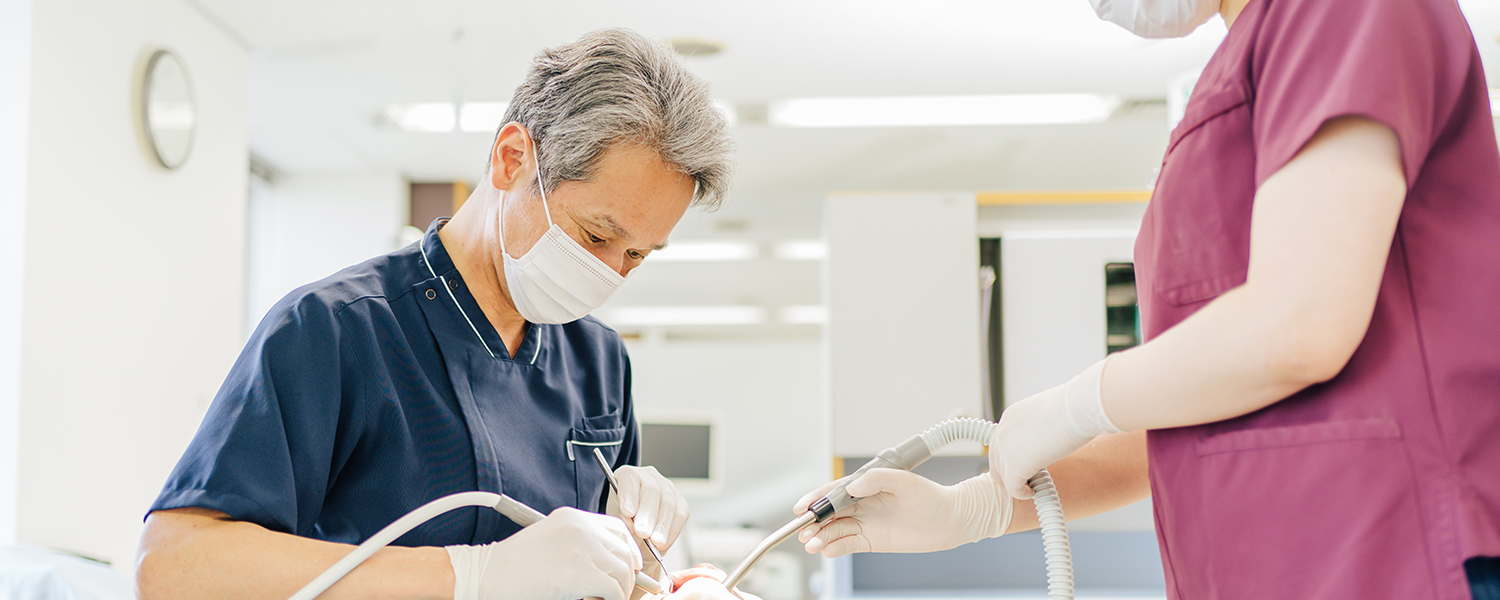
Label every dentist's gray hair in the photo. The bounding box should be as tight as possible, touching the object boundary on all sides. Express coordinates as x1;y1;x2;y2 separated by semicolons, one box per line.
497;28;735;209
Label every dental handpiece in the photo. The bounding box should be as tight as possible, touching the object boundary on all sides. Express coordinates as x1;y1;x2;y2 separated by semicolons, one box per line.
723;418;1073;600
721;433;934;591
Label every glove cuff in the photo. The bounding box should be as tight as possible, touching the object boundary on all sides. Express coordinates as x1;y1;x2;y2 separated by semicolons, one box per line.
445;545;483;600
953;474;1014;542
1060;357;1124;439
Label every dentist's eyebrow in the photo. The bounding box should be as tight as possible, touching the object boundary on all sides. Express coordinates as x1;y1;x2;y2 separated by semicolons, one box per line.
595;214;667;250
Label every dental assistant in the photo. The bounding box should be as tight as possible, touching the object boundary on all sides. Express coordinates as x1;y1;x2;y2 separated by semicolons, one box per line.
796;0;1500;598
136;29;739;600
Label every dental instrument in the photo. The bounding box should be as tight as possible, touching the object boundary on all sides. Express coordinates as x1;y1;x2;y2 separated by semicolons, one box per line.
593;446;672;580
287;491;664;600
722;417;1074;600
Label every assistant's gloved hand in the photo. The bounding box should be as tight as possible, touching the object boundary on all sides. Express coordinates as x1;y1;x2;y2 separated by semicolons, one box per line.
447;506;642;600
989;357;1122;500
790;469;1012;557
606;465;689;557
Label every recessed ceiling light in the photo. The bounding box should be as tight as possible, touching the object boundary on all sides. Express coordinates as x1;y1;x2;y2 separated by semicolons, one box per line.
772;240;826;261
385;102;456;133
769;94;1123;128
649;241;757;262
669;38;724;58
460;102;508;133
778;305;827;325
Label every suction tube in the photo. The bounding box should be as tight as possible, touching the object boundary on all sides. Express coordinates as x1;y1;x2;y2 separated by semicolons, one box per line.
724;417;1073;600
287;491;664;600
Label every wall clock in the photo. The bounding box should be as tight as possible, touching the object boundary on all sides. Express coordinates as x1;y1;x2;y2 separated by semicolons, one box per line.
139;49;195;170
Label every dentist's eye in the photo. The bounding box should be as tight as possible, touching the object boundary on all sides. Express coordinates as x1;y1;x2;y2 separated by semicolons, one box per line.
627;250;645;260
587;232;605;244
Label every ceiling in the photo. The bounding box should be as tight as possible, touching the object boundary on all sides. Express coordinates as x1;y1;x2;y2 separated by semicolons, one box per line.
196;0;1500;337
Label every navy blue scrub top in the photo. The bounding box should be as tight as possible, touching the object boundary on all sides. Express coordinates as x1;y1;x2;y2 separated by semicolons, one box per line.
149;219;638;547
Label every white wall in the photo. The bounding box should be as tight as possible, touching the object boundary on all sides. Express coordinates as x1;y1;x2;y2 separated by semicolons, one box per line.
246;172;407;331
0;0;35;547
16;0;247;573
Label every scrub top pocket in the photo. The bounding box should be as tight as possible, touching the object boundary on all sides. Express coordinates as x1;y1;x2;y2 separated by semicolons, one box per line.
1137;83;1256;323
569;425;626;512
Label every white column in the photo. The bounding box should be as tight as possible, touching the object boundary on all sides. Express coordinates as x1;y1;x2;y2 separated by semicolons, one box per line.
0;0;34;546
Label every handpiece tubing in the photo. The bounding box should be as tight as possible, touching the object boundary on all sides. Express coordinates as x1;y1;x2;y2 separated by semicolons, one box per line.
721;510;818;590
288;491;503;600
288;490;662;599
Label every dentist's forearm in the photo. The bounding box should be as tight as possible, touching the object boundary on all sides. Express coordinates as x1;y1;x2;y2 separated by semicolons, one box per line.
137;507;453;600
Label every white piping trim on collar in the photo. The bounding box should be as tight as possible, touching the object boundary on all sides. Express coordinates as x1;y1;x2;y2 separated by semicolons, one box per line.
420;237;497;360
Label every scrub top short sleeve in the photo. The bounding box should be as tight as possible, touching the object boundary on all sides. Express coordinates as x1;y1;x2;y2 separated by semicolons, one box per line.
151;293;358;537
1247;0;1462;188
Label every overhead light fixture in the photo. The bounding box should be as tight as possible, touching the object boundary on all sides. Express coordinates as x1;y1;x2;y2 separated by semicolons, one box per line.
599;306;767;326
769;94;1123;128
389;100;730;132
669;38;725;58
1490;89;1500;116
772;240;826;261
385;102;456;133
460;102;508;133
778;305;827;325
649;241;757;262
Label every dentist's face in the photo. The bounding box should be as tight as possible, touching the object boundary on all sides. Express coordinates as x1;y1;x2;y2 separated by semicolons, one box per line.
499;142;695;278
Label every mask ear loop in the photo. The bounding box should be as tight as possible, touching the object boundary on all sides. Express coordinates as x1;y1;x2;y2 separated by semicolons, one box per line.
497;128;553;259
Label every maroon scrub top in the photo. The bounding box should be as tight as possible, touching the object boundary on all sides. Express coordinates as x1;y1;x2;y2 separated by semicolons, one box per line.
1133;0;1500;597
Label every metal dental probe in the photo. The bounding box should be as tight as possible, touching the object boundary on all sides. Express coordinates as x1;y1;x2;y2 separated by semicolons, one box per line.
592;447;671;587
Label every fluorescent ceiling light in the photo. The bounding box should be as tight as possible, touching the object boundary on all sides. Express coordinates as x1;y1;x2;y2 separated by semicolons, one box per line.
386;102;456;133
649;241;757;262
600;306;767;326
390;99;731;133
778;305;827;325
769;94;1122;128
772;240;826;260
1490;89;1500;116
460;102;509;133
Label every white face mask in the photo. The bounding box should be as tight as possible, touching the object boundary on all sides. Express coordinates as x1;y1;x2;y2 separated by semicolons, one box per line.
1089;0;1219;38
498;147;626;324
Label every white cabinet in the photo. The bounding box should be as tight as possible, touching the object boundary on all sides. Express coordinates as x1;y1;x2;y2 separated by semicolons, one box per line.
1000;230;1136;404
825;193;984;457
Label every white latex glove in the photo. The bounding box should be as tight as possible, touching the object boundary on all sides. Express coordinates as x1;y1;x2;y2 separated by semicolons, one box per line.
989;357;1122;500
789;469;1012;557
447;506;643;600
606;465;689;554
640;565;765;600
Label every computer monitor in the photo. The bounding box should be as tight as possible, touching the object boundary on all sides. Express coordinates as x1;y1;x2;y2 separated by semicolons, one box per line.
637;412;722;494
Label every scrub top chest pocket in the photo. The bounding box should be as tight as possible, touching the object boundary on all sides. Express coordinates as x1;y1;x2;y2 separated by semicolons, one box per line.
568;422;626;512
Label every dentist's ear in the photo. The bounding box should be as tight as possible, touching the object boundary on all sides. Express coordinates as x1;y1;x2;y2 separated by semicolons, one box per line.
488;122;534;191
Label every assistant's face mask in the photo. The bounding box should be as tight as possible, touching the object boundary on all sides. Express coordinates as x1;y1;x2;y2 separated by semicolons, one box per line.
498;143;626;324
1089;0;1220;38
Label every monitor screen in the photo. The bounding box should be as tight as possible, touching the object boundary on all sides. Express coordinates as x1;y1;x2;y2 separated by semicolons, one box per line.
640;422;712;480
